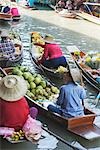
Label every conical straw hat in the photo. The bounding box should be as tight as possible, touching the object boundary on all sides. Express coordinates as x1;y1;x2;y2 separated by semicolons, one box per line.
0;75;27;101
44;34;56;44
69;67;81;84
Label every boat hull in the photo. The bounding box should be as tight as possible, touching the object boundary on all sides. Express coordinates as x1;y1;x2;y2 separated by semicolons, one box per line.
67;46;100;92
26;95;100;140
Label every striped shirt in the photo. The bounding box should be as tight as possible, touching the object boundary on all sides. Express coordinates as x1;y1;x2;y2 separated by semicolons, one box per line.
0;40;15;60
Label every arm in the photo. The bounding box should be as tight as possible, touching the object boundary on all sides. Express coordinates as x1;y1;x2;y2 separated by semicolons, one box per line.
80;87;86;108
95;93;100;106
38;45;49;64
56;87;65;106
34;43;45;48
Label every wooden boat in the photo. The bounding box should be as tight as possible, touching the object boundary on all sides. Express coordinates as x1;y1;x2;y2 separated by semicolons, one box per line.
67;45;100;92
30;32;78;79
76;11;100;25
2;67;100;140
26;95;100;140
0;32;23;68
59;9;77;19
0;12;12;21
76;2;100;25
12;15;21;21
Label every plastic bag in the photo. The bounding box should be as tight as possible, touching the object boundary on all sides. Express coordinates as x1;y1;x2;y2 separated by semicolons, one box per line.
22;115;42;142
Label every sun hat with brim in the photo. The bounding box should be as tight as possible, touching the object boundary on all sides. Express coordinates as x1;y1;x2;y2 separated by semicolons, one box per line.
0;75;27;101
61;66;82;84
44;34;56;44
1;30;9;38
69;67;81;84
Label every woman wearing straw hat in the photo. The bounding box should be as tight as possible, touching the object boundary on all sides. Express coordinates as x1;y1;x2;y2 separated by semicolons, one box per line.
48;68;86;118
0;75;38;130
36;34;67;69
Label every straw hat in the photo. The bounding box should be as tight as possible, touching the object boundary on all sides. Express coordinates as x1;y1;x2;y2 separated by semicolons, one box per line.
1;30;9;38
69;67;81;84
0;75;27;101
62;66;81;84
44;34;56;44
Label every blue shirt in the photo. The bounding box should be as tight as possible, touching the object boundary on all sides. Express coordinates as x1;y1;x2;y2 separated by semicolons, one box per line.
56;82;86;117
96;93;100;100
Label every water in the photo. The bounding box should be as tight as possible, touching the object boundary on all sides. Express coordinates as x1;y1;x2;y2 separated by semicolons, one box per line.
0;10;100;149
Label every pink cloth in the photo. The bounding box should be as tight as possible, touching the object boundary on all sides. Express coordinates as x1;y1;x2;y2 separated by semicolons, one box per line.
22;115;42;141
0;127;15;137
37;43;63;64
11;8;20;16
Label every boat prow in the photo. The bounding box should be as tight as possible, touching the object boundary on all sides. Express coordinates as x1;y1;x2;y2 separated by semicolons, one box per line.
0;12;12;21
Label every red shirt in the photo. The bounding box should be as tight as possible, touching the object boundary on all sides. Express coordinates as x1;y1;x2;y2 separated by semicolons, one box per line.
38;43;63;64
0;97;29;131
11;8;20;17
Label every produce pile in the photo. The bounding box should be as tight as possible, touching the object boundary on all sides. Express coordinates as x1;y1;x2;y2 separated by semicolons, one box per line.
31;32;45;59
55;66;68;73
84;53;100;70
10;66;59;101
74;51;100;70
11;130;25;141
31;32;45;45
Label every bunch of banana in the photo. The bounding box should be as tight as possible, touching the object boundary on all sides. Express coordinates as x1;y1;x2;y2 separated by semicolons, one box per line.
31;32;45;45
11;130;25;141
55;66;68;73
37;46;44;53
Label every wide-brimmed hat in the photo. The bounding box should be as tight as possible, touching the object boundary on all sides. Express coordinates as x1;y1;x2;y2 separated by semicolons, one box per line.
62;66;81;84
44;34;56;44
69;67;81;84
0;30;9;38
0;75;27;101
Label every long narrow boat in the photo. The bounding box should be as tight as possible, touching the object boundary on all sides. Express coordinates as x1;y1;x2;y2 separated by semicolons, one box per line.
26;95;100;140
0;31;23;68
76;2;100;25
2;67;100;140
67;45;100;92
30;32;78;79
0;12;12;21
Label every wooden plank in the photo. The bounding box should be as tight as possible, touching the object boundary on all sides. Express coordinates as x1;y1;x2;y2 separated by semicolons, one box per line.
68;124;100;140
84;2;100;6
76;12;100;25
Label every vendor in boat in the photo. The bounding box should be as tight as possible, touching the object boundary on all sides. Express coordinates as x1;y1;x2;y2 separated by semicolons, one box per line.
65;0;74;11
55;0;65;12
48;67;86;118
0;30;16;67
10;2;20;18
1;6;11;14
0;75;38;131
35;34;67;68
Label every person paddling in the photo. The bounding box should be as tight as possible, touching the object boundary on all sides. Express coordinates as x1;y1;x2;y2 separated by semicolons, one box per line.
48;67;86;118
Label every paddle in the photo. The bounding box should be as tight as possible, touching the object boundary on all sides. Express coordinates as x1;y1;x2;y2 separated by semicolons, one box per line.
0;67;7;76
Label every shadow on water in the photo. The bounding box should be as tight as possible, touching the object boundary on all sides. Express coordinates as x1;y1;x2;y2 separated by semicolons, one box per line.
0;14;100;150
